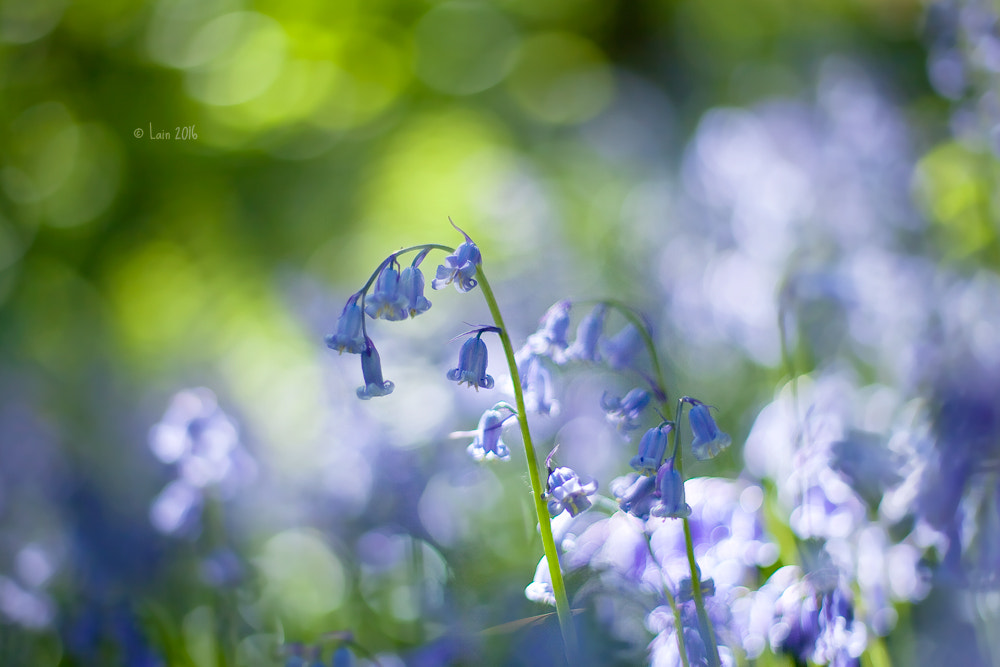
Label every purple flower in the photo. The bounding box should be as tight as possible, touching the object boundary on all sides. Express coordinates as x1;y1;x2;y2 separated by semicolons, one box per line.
518;353;559;415
545;467;598;517
685;399;732;460
432;221;481;292
611;472;658;520
524;300;572;362
650;456;691;519
325;295;366;354
447;334;494;390
630;423;672;475
357;337;395;399
399;264;431;318
466;407;511;461
602;323;643;370
566;304;606;362
365;261;409;321
605;388;652;436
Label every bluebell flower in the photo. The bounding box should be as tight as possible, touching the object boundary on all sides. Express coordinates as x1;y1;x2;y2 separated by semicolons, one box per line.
566;304;606;362
399;263;431;318
447;333;494;390
466;407;511;461
650;456;691;519
432;221;481;292
518;353;559;415
685;399;732;460
365;260;409;321
545;466;598;517
325;295;366;354
603;388;652;436
524;300;572;362
332;646;353;667
630;423;671;475
356;337;394;399
525;555;555;606
602;323;642;370
610;472;658;520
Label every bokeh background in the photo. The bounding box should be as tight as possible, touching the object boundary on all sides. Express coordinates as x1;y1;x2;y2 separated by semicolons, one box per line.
2;0;999;664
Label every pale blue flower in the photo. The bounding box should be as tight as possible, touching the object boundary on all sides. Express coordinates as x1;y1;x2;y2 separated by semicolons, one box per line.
399;264;431;318
545;466;598;517
686;399;732;460
325;295;366;354
365;261;409;321
519;353;558;415
447;334;494;390
603;387;651;435
566;304;606;362
357;337;394;399
524;300;572;362
650;456;691;519
610;472;658;519
432;221;481;292
602;323;643;370
466;407;511;461
630;423;672;475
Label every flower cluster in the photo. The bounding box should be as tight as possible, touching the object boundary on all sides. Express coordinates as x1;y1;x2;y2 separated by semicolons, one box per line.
325;222;495;401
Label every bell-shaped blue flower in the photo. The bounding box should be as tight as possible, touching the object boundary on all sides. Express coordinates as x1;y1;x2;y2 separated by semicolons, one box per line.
432;221;481;292
356;337;394;399
365;261;409;321
524;300;572;362
650;455;691;519
601;323;643;370
630;422;672;475
545;466;598;517
610;471;658;519
466;407;511;461
603;388;652;435
399;264;431;318
566;304;606;362
519;353;558;415
325;295;366;354
685;399;732;460
447;333;494;390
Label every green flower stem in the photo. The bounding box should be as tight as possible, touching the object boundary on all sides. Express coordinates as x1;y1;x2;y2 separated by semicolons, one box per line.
476;265;579;664
602;301;722;667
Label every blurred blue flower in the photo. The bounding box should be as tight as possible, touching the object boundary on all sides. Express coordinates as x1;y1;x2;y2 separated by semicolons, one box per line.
399;263;431;318
365;261;409;321
610;472;658;520
650;456;691;519
566;304;606;362
325;294;366;354
332;646;353;667
545;466;598;517
603;388;651;436
465;407;511;462
432;222;481;292
525;555;555;606
357;337;395;399
602;323;643;370
447;333;494;390
685;399;731;460
524;300;572;362
518;353;559;415
630;423;671;475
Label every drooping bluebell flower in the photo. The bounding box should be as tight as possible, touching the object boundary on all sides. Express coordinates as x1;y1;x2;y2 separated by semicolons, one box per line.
604;388;652;436
525;555;556;606
356;337;395;399
524;300;572;362
566;303;606;362
519;353;559;415
630;423;672;475
399;263;431;318
602;323;643;370
685;399;732;460
432;221;481;292
650;455;691;519
365;260;409;321
466;406;511;461
332;646;353;667
545;466;598;517
325;294;366;354
447;333;494;390
610;471;658;520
